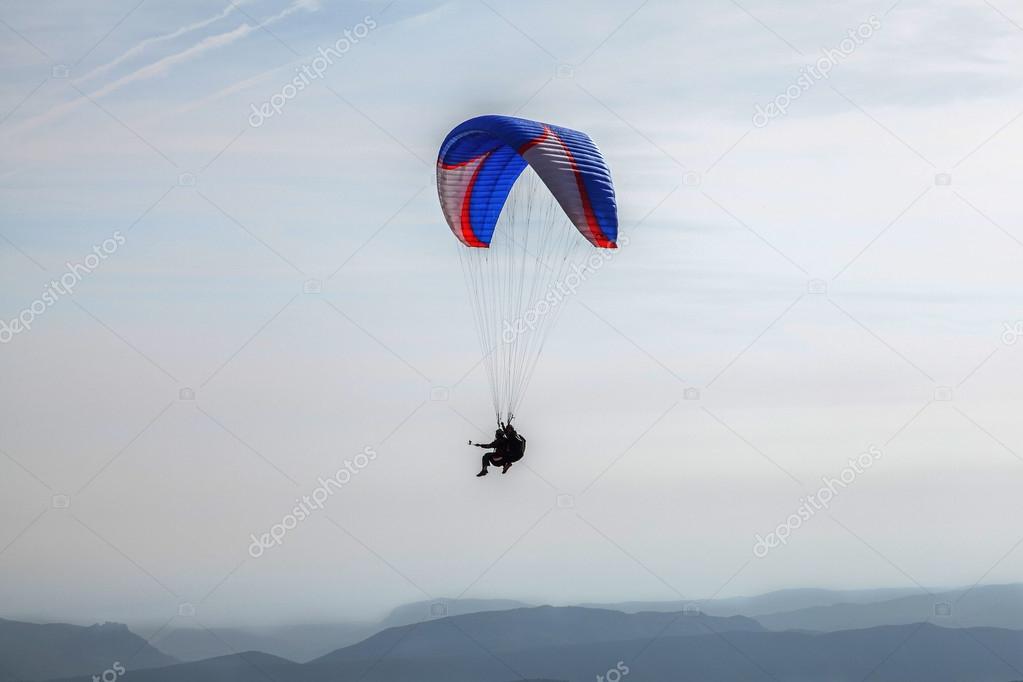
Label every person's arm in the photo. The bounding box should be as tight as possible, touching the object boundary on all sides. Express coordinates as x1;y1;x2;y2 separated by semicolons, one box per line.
476;439;498;448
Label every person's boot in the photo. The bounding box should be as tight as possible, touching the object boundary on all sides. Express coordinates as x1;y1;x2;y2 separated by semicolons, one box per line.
476;468;488;477
501;463;511;474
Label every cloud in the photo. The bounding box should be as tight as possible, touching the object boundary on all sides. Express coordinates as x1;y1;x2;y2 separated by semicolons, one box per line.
89;0;319;99
90;23;256;100
2;0;319;139
75;2;247;85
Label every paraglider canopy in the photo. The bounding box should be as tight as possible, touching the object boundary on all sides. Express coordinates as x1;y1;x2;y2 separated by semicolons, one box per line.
437;115;618;249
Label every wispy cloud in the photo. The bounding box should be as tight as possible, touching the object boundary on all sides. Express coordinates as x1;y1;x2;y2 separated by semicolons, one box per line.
75;2;247;84
3;0;319;138
91;23;257;100
88;0;319;99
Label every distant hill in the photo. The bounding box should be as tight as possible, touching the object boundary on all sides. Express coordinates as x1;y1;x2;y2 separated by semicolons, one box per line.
20;583;1023;676
141;596;745;664
47;651;293;682
585;586;923;616
379;598;531;629
149;621;375;664
148;599;530;663
48;616;1023;682
757;583;1023;632
84;585;1023;665
0;618;175;681
313;605;763;665
472;623;1023;682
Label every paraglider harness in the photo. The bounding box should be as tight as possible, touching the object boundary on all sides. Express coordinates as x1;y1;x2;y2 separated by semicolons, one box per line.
469;419;526;476
500;421;526;464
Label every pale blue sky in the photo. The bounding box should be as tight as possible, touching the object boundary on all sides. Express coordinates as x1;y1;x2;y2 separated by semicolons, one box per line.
1;0;1022;626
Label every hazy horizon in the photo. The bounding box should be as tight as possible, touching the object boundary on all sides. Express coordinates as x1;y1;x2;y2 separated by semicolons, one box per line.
3;581;1017;630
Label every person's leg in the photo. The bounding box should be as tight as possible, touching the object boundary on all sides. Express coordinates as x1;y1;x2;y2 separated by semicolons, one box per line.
502;452;521;474
477;453;491;476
